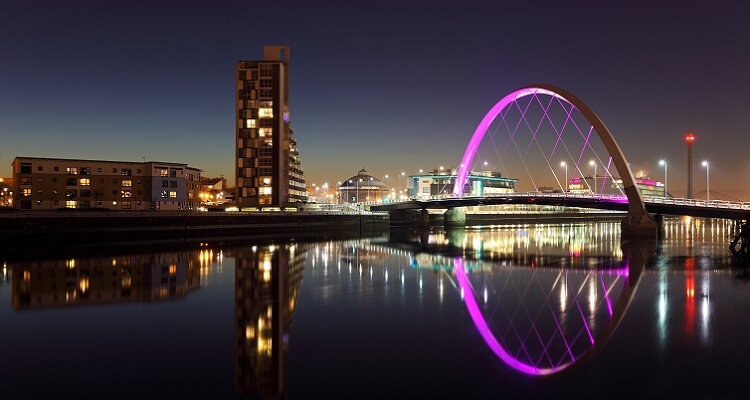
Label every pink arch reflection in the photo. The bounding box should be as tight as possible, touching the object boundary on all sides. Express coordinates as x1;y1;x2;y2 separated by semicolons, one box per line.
454;258;569;375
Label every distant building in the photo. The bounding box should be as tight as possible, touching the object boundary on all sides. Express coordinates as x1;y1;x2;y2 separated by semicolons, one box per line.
568;175;666;197
0;178;12;207
236;46;307;209
338;169;389;203
410;167;517;198
200;177;232;205
11;157;202;210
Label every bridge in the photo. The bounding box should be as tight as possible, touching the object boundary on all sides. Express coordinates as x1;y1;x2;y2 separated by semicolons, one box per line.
368;84;749;253
372;192;750;220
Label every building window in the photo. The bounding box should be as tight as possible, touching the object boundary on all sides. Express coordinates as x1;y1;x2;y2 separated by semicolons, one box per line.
121;201;132;209
66;178;77;186
20;177;31;185
137;179;142;184
161;180;169;188
97;168;102;172
160;191;169;198
66;189;77;198
54;166;59;171
137;169;141;173
112;179;117;184
66;200;77;208
112;168;117;173
80;167;90;175
20;163;32;173
122;168;132;176
52;189;58;195
259;128;273;137
160;169;168;177
21;189;32;197
80;190;91;197
52;178;57;183
121;190;132;198
170;181;177;188
137;190;142;195
67;167;78;175
37;189;43;195
246;119;256;128
169;191;177;198
79;178;90;186
259;108;273;118
37;200;43;205
79;200;90;208
37;177;43;182
99;179;104;184
122;179;132;187
260;187;272;195
170;170;177;178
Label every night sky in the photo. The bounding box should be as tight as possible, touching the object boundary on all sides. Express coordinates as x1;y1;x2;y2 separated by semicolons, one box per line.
2;1;749;199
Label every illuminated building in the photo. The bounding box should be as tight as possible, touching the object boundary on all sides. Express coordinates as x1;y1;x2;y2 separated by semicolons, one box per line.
234;244;306;398
11;157;202;210
236;46;307;209
410;167;517;198
338;168;389;203
568;175;666;197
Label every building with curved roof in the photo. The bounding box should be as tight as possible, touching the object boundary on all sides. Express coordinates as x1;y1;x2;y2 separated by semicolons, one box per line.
338;168;389;203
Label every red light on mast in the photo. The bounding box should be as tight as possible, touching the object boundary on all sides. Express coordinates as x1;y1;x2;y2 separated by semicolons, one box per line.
685;132;695;142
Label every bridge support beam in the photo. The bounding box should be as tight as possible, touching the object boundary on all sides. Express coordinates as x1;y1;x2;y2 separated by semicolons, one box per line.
620;214;657;240
444;207;466;228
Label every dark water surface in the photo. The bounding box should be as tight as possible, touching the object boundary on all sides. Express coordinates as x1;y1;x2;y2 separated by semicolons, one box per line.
2;218;750;399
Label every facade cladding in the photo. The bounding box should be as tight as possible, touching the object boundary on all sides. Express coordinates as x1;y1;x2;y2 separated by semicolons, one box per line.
11;157;202;211
236;46;306;209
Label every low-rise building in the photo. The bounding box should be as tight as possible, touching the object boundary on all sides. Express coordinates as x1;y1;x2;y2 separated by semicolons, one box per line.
410;167;517;198
11;157;202;210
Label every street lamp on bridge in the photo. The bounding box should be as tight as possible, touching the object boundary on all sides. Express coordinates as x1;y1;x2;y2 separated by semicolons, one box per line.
589;160;597;194
659;160;668;197
702;161;710;201
560;161;567;192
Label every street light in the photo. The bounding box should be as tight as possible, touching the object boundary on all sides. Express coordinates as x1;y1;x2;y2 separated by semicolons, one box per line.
702;161;710;201
560;161;567;192
400;172;405;196
589;160;597;194
659;160;668;197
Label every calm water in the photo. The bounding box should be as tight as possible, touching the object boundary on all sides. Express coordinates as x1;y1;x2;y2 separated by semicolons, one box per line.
2;218;750;399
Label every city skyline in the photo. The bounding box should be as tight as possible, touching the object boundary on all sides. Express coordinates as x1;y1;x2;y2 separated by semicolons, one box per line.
2;2;749;199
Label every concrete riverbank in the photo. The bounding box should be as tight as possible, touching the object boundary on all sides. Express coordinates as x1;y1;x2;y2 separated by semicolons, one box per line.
0;210;390;252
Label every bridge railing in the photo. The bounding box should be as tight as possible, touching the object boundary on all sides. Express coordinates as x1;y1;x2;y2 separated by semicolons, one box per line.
370;192;750;211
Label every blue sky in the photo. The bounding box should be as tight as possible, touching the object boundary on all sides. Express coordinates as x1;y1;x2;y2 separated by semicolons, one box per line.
2;1;749;198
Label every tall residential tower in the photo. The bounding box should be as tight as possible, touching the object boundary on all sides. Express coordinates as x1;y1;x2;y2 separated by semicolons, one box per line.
236;46;306;209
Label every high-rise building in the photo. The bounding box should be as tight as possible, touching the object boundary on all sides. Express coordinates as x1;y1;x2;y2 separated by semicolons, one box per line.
236;46;306;209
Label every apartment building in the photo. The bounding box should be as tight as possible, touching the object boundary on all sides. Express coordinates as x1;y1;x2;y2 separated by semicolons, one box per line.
11;157;202;210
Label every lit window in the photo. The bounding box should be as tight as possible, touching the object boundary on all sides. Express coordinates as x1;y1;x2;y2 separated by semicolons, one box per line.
67;167;78;175
246;119;256;128
121;169;132;176
169;191;177;198
66;200;77;208
259;108;273;118
161;191;169;198
260;187;272;195
160;169;168;177
121;201;132;209
262;178;271;185
121;190;132;198
122;179;132;187
21;188;31;197
259;128;273;137
79;178;90;186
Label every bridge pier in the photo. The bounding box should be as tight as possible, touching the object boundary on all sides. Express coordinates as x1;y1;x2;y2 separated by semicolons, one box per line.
620;214;658;240
444;207;466;228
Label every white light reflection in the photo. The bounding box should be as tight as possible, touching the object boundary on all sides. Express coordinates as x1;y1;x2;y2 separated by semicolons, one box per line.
700;272;710;345
657;270;668;349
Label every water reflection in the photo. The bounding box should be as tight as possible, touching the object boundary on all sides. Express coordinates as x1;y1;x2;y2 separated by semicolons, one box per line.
233;244;306;399
10;252;203;310
1;218;748;398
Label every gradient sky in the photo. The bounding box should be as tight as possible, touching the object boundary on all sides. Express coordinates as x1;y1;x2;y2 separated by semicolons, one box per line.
2;1;749;199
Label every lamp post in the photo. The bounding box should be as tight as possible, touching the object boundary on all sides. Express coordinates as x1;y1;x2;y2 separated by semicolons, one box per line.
659;160;668;197
702;161;710;201
560;161;567;192
400;172;405;197
589;160;597;194
337;181;342;204
686;132;695;198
